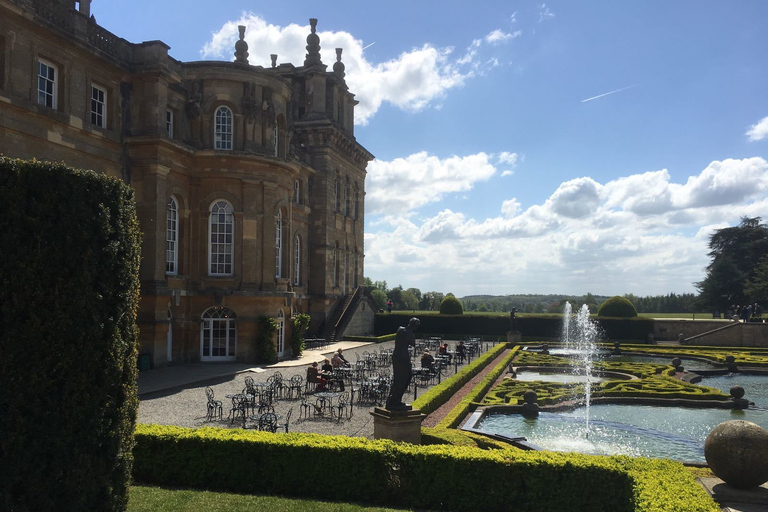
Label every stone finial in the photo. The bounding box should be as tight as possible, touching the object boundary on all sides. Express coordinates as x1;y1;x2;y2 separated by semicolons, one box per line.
234;25;249;65
304;18;322;66
270;54;278;68
333;48;346;79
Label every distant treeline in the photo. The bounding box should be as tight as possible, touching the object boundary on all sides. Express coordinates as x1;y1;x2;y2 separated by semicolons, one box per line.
459;292;699;314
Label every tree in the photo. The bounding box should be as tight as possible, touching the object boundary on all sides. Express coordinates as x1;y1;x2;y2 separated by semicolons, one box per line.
401;290;418;310
697;217;768;309
370;289;387;310
406;287;422;302
440;295;464;315
745;255;768;302
419;291;444;310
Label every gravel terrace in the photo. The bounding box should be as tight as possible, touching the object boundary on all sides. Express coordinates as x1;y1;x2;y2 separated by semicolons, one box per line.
138;340;495;439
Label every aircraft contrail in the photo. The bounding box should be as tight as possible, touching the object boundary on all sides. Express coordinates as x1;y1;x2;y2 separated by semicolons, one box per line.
581;84;638;103
362;42;376;51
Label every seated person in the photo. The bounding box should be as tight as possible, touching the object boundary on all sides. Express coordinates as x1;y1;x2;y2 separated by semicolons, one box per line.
456;340;467;361
420;349;435;371
331;352;346;368
321;357;344;391
438;343;452;364
306;361;326;391
336;348;350;366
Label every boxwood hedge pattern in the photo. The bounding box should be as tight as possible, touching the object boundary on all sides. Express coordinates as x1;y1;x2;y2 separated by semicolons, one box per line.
0;158;141;512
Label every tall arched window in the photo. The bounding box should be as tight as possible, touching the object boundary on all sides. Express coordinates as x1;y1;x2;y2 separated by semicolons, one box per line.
343;248;348;291
214;106;233;150
333;242;339;287
273;118;279;156
201;307;236;361
209;200;234;276
275;210;282;278
293;234;301;286
166;196;178;275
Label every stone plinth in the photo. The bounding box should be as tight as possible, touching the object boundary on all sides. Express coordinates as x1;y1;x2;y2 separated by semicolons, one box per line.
370;407;426;444
507;331;521;343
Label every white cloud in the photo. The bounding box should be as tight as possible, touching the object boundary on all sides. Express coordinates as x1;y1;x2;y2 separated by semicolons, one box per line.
484;29;521;45
202;13;518;125
539;3;555;22
365;152;498;215
364;156;768;296
746;116;768;142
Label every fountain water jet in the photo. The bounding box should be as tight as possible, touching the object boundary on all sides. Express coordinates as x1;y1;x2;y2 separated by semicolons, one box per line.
563;302;601;437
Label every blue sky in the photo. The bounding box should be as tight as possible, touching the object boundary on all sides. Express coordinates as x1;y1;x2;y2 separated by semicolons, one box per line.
96;1;768;297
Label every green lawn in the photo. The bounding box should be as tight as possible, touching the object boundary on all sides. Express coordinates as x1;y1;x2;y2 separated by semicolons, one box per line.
129;486;414;512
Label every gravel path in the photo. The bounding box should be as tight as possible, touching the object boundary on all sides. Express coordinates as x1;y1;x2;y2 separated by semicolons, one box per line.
421;349;511;428
138;341;491;439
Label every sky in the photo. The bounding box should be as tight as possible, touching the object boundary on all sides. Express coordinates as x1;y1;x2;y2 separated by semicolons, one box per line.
95;1;768;297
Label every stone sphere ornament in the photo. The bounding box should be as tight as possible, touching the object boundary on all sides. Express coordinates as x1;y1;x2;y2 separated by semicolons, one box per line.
704;420;768;489
730;385;745;400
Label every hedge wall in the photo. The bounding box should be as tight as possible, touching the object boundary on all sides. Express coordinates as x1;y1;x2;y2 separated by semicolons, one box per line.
375;313;655;341
0;158;141;511
133;425;719;512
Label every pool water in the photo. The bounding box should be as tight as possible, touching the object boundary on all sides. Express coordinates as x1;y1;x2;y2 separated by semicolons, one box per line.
702;374;768;408
477;404;768;463
514;371;608;384
602;354;722;371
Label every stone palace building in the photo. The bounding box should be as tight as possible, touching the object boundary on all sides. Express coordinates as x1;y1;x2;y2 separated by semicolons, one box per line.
0;0;376;366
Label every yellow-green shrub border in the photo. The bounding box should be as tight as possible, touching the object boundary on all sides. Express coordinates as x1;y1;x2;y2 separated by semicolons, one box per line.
132;424;719;512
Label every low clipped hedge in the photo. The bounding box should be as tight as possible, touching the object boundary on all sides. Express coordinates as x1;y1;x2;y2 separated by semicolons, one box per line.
421;427;512;449
133;425;719;512
0;158;141;511
412;342;509;415
437;347;520;428
344;333;397;343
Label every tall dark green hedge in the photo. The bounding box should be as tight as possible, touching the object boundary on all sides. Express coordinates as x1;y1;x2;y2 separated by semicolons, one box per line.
0;158;141;511
375;313;654;341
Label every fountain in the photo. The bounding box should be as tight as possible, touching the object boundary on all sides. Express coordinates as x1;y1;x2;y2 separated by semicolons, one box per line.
562;302;601;437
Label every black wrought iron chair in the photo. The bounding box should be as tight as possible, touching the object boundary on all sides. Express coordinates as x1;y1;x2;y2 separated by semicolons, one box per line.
334;391;351;421
205;386;223;421
281;408;293;433
298;396;312;420
259;412;278;433
288;375;303;399
229;394;249;427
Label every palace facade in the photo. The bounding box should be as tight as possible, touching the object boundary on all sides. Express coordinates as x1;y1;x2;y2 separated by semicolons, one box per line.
0;0;376;366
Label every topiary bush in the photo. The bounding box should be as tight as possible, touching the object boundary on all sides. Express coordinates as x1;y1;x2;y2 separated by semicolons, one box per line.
255;316;278;364
439;295;464;315
598;296;638;318
289;313;310;358
0;158;141;511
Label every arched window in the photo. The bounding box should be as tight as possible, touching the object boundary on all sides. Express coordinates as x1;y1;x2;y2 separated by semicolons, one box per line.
201;307;236;361
343;248;348;291
353;251;359;288
214;106;233;150
209;200;234;276
293;234;301;286
166;196;178;275
294;179;301;204
275;210;283;278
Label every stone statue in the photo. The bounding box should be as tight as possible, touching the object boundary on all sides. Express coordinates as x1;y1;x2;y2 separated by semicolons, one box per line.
509;308;518;332
385;317;419;411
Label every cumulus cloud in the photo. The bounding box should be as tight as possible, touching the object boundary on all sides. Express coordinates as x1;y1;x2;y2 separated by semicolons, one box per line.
201;13;515;125
364;156;768;296
485;29;522;45
746;116;768;142
366;152;498;215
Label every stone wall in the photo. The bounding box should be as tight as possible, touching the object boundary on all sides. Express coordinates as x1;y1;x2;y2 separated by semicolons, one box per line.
654;320;768;347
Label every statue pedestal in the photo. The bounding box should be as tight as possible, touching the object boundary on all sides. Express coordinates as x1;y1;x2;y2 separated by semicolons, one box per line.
370;407;426;444
507;331;521;343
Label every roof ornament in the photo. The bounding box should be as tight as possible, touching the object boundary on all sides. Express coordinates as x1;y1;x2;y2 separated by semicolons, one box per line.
333;48;345;80
304;18;322;67
234;25;249;65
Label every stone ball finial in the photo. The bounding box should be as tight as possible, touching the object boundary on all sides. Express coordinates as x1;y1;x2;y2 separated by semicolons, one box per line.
730;385;745;400
333;48;346;78
234;25;249;65
304;18;322;66
705;420;768;489
725;355;736;364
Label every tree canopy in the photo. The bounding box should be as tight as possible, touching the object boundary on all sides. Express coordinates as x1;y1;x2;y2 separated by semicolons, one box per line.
696;217;768;309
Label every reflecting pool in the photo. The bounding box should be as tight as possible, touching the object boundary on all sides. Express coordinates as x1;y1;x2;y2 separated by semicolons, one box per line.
702;374;768;408
477;404;768;463
514;371;608;385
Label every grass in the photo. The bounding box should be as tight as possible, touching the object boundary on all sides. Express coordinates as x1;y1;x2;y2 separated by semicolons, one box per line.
129;485;414;512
